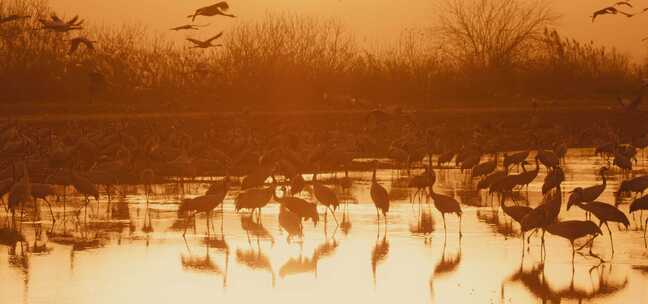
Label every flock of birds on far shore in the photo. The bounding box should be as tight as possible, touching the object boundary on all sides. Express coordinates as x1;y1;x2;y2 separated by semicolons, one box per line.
3;106;648;265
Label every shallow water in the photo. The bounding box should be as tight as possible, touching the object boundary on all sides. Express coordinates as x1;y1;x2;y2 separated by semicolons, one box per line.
2;148;648;304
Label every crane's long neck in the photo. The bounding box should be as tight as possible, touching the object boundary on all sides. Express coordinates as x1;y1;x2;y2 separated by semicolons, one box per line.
372;166;377;183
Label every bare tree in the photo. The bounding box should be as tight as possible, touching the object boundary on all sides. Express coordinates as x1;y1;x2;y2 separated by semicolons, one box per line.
437;0;558;70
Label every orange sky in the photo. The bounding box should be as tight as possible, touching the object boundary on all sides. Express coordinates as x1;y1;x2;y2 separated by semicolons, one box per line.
52;0;648;59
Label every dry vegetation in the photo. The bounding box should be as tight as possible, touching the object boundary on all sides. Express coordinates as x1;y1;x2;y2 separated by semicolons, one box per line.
0;0;646;114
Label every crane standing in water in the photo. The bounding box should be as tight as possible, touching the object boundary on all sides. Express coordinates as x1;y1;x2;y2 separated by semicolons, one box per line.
546;220;602;262
568;201;628;254
429;169;462;238
8;163;31;226
313;172;340;225
370;161;390;230
70;171;99;223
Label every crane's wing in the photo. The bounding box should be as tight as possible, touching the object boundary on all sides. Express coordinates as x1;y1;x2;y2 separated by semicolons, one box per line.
215;1;230;11
51;13;62;22
619;11;634;17
615;1;633;8
67;15;79;25
206;32;223;43
186;38;204;45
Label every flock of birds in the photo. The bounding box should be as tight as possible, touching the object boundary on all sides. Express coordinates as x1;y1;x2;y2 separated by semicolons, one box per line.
592;1;648;22
0;1;236;52
2;0;646;56
1;104;648;266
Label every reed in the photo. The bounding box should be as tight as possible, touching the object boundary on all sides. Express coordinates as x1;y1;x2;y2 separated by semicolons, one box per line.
0;0;644;113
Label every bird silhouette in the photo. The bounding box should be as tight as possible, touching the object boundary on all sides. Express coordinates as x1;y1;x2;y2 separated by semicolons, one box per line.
542;167;565;194
188;1;236;21
630;195;648;245
471;154;497;178
515;159;540;191
8;162;31;224
274;189;319;228
592;6;633;22
70;171;99;222
567;167;608;208
30;183;57;223
503;151;529;172
179;178;229;236
39;14;84;32
370;161;390;227
68;37;96;55
170;24;209;31
235;180;276;221
521;188;562;248
187;32;224;49
278;206;303;243
408;167;435;203
429;169;462;237
546;220;602;262
501;198;532;231
312;172;340;225
536;150;559;170
616;175;648;201
569;201;628;253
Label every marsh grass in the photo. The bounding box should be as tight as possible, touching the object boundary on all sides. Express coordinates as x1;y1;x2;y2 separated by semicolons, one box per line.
0;0;645;113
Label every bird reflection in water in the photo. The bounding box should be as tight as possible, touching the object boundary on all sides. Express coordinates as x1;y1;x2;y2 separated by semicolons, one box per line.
456;188;484;208
236;244;275;287
371;233;389;287
279;236;340;279
240;214;275;245
279;205;304;243
181;236;229;287
433;238;462;278
429;227;462;298
29;224;51;254
476;210;516;239
503;258;628;302
410;205;434;244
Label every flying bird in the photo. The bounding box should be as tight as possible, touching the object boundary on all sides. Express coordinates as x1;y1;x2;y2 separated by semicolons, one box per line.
39;14;84;32
68;37;96;54
188;1;236;21
170;24;209;31
615;1;633;8
592;6;633;22
187;32;223;49
0;14;30;24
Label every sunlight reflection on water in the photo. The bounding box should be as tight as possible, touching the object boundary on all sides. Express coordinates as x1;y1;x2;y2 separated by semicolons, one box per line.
2;148;648;304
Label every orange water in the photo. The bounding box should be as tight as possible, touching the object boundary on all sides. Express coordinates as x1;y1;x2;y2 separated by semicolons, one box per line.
1;148;648;304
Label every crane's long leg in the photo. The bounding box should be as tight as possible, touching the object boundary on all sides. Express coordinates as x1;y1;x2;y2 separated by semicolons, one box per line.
604;222;614;254
644;217;648;248
328;207;339;225
442;213;447;235
459;215;463;239
43;197;56;223
206;212;211;236
571;240;575;264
